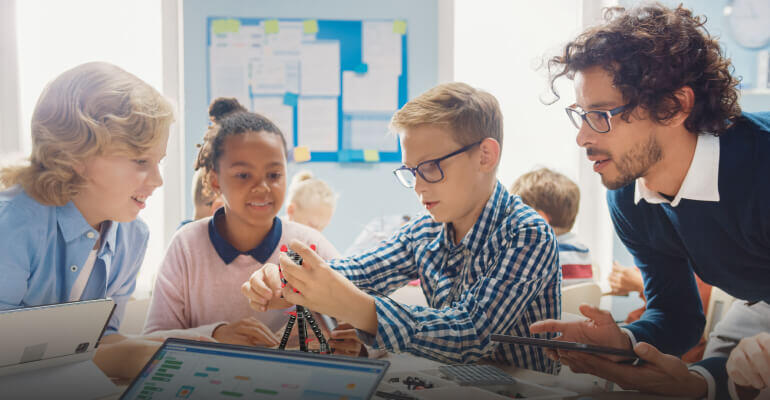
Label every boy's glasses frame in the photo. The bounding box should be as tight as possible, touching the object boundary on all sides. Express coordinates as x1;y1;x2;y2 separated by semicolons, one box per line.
565;104;629;133
392;140;482;188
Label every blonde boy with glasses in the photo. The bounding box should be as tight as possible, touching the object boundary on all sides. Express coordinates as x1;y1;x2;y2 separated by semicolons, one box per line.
243;82;561;372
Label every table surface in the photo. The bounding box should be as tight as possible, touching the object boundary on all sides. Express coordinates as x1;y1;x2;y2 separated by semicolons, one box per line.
103;351;689;400
101;307;680;399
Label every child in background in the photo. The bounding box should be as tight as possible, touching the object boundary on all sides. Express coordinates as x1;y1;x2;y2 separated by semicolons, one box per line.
193;168;225;220
243;83;560;372
510;168;593;286
178;169;224;228
143;98;342;349
344;214;413;257
0;62;188;379
285;170;337;232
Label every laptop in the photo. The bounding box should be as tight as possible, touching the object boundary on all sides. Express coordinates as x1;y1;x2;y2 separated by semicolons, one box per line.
0;299;119;399
120;338;390;400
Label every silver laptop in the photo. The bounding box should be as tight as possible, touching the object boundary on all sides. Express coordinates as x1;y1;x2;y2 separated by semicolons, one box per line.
121;338;390;400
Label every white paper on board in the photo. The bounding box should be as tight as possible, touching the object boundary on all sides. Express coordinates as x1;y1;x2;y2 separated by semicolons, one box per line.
300;41;341;96
342;70;399;113
298;97;339;152
252;96;295;150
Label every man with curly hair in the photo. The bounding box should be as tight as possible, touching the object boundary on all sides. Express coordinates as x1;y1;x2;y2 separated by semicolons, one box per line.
529;3;770;399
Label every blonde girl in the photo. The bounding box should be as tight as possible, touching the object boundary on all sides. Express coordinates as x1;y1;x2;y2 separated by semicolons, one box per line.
285;170;337;231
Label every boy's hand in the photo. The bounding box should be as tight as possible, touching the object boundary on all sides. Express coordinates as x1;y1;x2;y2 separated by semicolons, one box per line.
607;261;644;295
280;240;377;333
529;304;633;362
242;263;293;311
212;317;280;347
330;323;366;357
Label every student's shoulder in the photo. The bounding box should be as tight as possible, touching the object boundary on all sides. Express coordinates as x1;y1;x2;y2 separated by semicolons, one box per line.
281;218;335;244
501;195;552;238
392;213;442;242
0;185;55;233
168;217;211;247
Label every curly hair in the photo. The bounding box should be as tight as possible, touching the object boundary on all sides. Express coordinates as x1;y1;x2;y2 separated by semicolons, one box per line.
546;2;741;135
194;98;287;195
0;62;174;205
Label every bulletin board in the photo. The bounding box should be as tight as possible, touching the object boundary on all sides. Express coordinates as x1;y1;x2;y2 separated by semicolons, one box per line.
207;17;408;162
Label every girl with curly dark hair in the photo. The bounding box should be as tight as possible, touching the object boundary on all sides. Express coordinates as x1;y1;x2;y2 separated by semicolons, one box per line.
531;3;770;399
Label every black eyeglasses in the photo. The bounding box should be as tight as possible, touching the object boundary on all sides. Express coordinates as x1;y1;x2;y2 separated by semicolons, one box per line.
565;104;629;133
392;140;482;188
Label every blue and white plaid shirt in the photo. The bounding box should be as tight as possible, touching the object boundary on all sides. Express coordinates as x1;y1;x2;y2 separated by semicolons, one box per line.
330;181;561;373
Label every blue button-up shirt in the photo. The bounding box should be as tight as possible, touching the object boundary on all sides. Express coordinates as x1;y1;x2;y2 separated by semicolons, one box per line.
0;185;149;335
331;181;561;373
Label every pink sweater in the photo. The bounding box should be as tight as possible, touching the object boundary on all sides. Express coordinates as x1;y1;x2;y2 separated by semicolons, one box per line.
143;217;339;337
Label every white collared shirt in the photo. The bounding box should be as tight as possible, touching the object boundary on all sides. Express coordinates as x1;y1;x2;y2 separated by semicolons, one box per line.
634;133;721;207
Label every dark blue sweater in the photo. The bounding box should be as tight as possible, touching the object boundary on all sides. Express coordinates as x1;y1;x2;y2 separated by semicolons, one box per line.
607;112;770;397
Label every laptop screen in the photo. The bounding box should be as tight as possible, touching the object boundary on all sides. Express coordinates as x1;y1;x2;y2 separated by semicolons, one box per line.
120;339;389;400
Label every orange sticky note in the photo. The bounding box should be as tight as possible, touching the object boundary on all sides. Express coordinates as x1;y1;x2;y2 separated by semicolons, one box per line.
363;149;380;162
293;146;311;162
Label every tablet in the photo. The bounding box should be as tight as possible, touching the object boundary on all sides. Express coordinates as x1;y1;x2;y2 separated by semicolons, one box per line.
491;334;638;358
120;338;390;400
0;299;115;372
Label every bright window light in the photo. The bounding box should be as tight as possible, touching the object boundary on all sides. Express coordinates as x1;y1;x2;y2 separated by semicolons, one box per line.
454;0;582;186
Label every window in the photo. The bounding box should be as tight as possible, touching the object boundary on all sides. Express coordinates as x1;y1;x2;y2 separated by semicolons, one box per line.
454;0;582;186
454;0;616;288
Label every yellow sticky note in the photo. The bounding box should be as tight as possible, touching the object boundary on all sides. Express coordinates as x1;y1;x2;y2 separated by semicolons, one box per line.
212;19;240;34
364;149;380;162
303;19;319;34
227;19;240;33
393;20;407;35
212;20;227;34
293;146;311;162
264;19;280;34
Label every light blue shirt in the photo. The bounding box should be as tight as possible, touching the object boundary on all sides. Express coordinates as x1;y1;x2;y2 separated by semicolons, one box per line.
0;185;149;335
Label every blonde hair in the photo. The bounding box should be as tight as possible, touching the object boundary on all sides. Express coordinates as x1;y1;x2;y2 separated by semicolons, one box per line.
510;168;580;232
389;82;503;150
0;62;174;206
287;171;337;211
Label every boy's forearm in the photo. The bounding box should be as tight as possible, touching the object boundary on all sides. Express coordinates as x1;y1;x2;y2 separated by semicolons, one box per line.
99;332;127;345
340;288;378;335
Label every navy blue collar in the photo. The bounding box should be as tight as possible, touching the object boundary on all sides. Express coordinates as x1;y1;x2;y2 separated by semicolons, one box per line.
208;207;283;265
